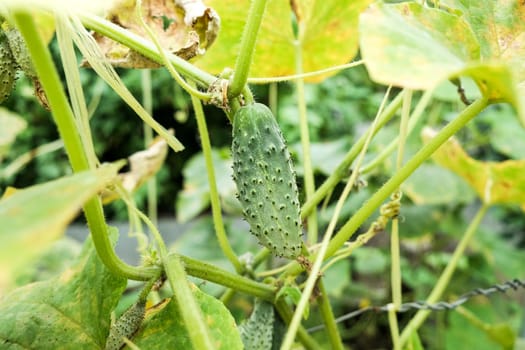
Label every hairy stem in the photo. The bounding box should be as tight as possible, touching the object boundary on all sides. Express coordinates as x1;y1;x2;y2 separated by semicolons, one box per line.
13;11;157;281
189;83;243;273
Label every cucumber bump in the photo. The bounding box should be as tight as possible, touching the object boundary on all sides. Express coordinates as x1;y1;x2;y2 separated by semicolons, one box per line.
232;103;302;259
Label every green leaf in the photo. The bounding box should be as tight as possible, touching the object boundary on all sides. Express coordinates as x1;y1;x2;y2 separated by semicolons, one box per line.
0;163;121;289
196;0;371;82
402;163;475;205
322;259;350;298
132;286;243;349
0;229;127;348
0;107;27;162
239;299;274;350
422;127;525;206
276;285;309;319
176;149;238;222
480;107;525;159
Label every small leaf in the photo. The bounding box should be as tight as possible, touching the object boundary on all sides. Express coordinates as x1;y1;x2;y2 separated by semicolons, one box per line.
132;287;243;349
0;229;127;347
276;285;309;319
0;163;121;290
423;127;525;206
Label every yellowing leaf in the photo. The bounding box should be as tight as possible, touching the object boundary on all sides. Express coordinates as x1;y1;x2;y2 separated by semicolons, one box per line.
0;163;121;290
423;127;525;206
90;0;220;68
197;0;371;82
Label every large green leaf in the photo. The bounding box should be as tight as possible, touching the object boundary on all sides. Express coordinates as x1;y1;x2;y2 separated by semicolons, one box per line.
0;163;121;290
197;0;371;82
131;285;243;349
0;229;127;348
359;1;525;124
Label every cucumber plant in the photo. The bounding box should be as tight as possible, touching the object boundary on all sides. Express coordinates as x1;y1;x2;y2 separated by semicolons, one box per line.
1;1;523;350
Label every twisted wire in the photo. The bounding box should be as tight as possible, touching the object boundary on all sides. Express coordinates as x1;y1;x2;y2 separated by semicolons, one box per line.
307;279;525;333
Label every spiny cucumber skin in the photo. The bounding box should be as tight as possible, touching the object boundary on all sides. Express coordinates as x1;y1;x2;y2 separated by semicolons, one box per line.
5;28;36;79
232;103;302;259
239;299;275;350
0;30;17;104
105;299;146;350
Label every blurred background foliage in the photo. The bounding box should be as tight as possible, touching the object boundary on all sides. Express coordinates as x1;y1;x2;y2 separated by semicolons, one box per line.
1;38;525;349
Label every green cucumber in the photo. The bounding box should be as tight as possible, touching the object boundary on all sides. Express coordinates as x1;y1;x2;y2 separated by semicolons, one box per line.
239;299;275;350
0;29;17;104
232;103;302;259
105;298;146;350
5;27;36;79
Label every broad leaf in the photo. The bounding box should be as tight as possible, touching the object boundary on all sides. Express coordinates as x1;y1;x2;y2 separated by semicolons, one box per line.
0;229;127;348
359;1;525;124
0;163;121;290
197;0;371;82
422;127;525;206
132;285;243;349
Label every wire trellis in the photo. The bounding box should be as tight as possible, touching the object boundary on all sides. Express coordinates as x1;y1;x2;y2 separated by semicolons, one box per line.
308;278;525;333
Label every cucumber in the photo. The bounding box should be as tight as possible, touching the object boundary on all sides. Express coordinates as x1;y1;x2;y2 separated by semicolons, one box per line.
239;299;275;350
232;103;302;259
105;298;146;350
0;29;17;104
5;27;36;79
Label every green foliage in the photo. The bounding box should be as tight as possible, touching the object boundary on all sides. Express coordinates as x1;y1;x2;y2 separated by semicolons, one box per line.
0;231;127;349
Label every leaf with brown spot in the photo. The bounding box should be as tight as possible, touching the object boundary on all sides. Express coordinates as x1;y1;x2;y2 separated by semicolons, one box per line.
89;0;220;68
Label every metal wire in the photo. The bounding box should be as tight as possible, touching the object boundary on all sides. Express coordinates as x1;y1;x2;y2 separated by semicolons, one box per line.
307;278;525;333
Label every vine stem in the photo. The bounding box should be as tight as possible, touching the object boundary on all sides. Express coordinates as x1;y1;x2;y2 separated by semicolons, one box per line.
399;203;489;347
294;40;318;245
248;60;365;84
391;89;412;312
286;96;489;277
141;69;158;225
12;11;157;281
228;0;268;98
128;202;216;350
80;14;216;87
189;82;243;273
